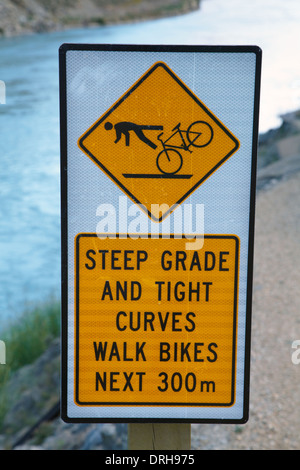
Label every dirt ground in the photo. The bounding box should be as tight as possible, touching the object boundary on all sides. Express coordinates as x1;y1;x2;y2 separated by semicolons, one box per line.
191;170;300;450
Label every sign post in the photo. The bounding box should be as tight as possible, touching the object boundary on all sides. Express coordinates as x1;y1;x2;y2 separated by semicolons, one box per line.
128;423;191;450
60;44;261;431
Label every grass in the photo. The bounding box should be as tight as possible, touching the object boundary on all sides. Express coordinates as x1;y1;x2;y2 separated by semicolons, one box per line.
1;298;60;372
0;298;60;425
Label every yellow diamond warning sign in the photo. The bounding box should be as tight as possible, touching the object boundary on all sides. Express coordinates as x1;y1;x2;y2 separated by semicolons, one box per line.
78;62;240;222
75;234;239;407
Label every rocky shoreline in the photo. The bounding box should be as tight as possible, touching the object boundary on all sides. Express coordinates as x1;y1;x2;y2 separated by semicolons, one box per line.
0;0;200;37
256;110;300;190
0;109;299;450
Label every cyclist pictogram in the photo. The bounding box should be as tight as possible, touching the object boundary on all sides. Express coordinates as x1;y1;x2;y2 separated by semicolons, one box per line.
78;61;239;222
105;119;214;178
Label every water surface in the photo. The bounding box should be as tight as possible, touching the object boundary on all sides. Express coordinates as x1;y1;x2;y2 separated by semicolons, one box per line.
0;0;299;324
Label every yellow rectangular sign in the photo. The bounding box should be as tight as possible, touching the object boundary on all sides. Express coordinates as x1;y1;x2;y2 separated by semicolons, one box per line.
75;234;239;407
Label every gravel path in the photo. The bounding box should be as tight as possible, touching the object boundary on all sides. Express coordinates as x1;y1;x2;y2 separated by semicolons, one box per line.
191;171;300;450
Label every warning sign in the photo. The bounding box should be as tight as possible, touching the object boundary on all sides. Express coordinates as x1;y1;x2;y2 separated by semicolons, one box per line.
75;234;239;407
78;62;240;222
60;44;262;424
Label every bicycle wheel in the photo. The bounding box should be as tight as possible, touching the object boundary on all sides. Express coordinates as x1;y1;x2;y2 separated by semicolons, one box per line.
156;149;183;175
187;121;213;148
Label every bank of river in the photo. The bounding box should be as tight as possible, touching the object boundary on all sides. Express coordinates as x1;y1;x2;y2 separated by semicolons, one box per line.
1;0;300;325
0;0;200;37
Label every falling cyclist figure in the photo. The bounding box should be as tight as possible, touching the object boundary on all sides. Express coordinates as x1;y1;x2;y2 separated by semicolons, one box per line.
105;121;163;150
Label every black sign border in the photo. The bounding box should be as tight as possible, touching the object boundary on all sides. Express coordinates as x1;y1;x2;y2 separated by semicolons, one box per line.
60;43;262;424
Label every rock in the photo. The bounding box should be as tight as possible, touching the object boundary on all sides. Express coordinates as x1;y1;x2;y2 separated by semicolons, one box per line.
0;337;60;448
257;109;300;190
81;426;104;450
258;109;300;169
256;153;300;191
0;434;5;450
276;134;300;159
0;0;201;37
100;423;128;450
14;444;44;450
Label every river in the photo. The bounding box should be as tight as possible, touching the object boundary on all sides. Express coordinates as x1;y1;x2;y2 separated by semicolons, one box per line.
0;0;300;325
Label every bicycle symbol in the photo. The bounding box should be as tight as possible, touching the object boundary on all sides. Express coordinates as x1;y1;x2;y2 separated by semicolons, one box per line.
156;121;213;175
105;119;214;179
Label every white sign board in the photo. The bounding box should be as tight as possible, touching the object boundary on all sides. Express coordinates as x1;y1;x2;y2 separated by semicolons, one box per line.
60;44;261;423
